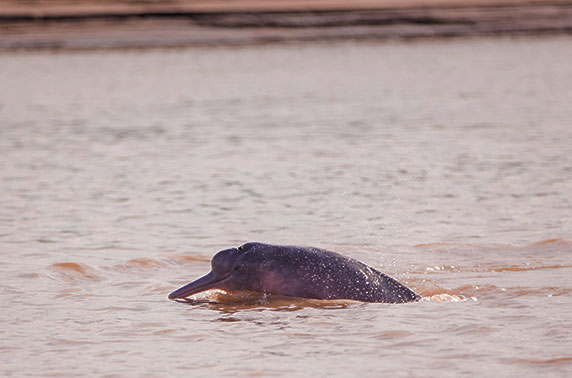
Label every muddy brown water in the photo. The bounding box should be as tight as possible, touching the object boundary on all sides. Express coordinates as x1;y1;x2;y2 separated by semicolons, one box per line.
1;36;571;376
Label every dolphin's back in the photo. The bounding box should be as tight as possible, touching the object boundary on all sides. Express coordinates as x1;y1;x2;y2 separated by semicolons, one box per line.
250;245;420;303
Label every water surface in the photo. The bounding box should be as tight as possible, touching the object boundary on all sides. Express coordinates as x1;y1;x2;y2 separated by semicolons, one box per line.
1;36;572;376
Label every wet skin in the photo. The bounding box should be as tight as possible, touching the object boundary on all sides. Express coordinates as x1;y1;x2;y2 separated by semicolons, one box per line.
168;242;420;303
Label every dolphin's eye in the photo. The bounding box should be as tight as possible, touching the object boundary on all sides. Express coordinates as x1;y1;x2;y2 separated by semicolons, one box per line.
237;243;254;252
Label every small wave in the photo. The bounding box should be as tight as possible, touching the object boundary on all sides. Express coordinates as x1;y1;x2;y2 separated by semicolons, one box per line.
105;255;210;273
410;262;572;275
489;264;572;273
418;283;572;301
119;258;166;270
47;338;95;346
502;286;572;298
92;306;149;312
531;238;572;247
373;330;413;340
512;357;572;366
48;262;101;281
47;253;211;283
170;254;212;264
412;238;572;256
18;273;40;279
413;242;472;248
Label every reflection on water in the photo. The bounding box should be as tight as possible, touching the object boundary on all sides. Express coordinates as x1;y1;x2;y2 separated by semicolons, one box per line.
1;36;572;376
176;292;356;313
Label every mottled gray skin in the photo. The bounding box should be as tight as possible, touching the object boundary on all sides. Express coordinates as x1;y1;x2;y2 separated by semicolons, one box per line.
168;242;420;303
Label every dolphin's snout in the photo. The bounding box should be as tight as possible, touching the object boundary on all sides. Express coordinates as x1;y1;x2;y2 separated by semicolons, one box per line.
168;271;224;300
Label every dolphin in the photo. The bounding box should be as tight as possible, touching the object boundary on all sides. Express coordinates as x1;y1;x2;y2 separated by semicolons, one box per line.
169;242;420;303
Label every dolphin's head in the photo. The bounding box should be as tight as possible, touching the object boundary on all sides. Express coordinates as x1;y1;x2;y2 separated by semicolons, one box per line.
168;242;268;299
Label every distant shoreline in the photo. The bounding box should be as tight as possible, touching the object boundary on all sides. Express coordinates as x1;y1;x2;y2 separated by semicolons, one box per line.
1;0;571;18
1;0;572;50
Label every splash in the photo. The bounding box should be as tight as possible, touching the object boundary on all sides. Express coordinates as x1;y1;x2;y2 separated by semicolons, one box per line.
423;294;475;302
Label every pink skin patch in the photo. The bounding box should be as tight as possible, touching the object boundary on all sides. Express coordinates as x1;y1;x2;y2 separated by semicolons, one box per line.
260;270;300;296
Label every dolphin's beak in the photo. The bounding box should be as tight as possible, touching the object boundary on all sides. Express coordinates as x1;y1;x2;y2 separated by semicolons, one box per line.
168;271;228;300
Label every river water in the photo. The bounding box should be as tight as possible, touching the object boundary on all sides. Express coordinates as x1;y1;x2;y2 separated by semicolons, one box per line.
1;36;571;377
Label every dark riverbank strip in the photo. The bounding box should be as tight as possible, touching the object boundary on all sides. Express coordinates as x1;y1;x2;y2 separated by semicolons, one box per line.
1;2;572;50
